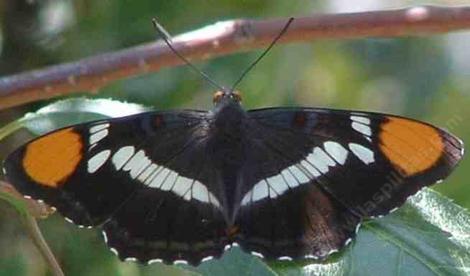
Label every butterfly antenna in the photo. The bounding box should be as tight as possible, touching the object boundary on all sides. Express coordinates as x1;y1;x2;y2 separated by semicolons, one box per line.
152;18;225;92
230;17;294;91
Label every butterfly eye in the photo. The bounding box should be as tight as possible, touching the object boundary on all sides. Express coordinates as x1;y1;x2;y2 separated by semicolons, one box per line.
213;91;224;104
232;91;242;102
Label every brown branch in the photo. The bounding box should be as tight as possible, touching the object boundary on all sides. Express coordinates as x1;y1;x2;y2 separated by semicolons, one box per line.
1;5;470;110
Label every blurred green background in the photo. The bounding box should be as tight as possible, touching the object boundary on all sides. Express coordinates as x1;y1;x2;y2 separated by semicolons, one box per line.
0;0;469;275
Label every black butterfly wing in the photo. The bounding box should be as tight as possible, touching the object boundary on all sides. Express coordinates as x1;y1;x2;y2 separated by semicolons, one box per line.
235;107;463;260
235;181;360;260
4;110;228;265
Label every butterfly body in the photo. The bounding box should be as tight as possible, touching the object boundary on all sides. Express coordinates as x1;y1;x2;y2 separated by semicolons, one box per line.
206;92;247;220
3;90;464;265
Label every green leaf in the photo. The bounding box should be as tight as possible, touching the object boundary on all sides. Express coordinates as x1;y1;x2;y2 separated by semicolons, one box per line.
23;98;151;135
189;247;276;276
1;99;469;275
268;189;470;276
0;98;150;141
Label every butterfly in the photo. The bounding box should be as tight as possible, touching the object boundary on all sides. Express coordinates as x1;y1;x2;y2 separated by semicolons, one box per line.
1;18;465;266
3;89;464;265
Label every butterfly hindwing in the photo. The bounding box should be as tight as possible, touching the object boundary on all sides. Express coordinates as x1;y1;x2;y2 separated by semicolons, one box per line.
103;178;228;265
4;110;228;265
236;182;360;260
233;107;463;260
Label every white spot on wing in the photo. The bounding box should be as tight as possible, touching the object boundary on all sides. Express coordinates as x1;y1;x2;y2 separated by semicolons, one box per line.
326;249;339;255
352;122;372;136
148;168;170;188
87;150;111;173
144;166;164;185
192;181;209;203
251;180;269;201
307;147;335;174
241;190;252;205
355;223;362;234
268;186;277;198
123;150;152;179
349;143;375;164
300;160;321;177
90;123;109;133
148;259;163;264
102;231;108;243
137;164;159;182
281;169;299;188
160;171;178;191
266;174;289;196
89;129;109;145
288;165;309;183
251;251;264;258
171;176;193;196
110;247;119;256
201;256;214;262
173;260;188;265
351;116;370;125
208;193;221;208
112;146;135;170
278;256;293;261
88;144;97;151
324;141;348;165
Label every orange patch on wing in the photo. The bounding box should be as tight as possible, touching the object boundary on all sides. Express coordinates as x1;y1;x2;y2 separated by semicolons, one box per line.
22;128;83;188
379;117;444;176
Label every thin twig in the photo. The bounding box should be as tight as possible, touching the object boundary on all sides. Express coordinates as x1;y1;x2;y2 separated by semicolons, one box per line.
0;181;55;219
1;5;470;110
24;214;65;276
0;181;61;274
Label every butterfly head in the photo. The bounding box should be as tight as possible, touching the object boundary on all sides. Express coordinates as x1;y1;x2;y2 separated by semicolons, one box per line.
213;90;242;106
212;90;245;125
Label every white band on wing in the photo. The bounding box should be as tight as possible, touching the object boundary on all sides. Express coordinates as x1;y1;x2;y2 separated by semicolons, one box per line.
88;143;221;208
241;141;349;206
